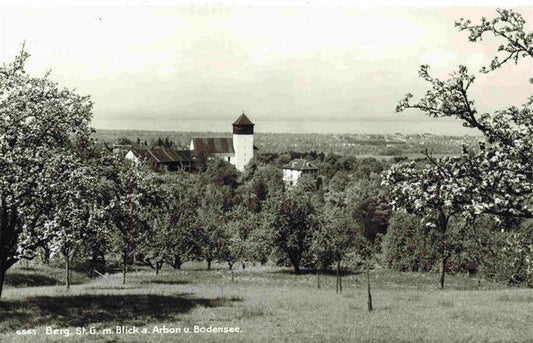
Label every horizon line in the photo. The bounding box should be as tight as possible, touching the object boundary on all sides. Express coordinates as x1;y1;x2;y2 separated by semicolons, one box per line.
92;127;483;137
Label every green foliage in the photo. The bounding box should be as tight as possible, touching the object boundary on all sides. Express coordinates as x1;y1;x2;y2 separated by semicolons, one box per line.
266;190;318;274
478;220;533;286
117;137;133;145
193;185;229;268
162;173;201;269
219;206;256;269
245;215;273;265
311;204;354;269
383;211;533;284
101;155;161;282
153;136;174;148
201;158;240;211
293;173;320;192
348;177;391;242
383;212;437;272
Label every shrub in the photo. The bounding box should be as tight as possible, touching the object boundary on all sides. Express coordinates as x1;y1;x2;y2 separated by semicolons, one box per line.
382;212;436;272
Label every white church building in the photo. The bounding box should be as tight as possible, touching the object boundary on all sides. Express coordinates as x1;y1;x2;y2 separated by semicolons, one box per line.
189;112;256;172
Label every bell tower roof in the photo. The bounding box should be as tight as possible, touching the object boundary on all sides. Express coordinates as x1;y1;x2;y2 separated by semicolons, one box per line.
233;111;254;126
233;111;254;134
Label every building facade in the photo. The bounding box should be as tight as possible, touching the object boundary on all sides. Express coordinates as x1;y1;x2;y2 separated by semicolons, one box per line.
282;159;319;186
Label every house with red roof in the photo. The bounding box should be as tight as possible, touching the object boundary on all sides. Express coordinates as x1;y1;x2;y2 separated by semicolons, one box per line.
282;159;319;186
145;146;193;171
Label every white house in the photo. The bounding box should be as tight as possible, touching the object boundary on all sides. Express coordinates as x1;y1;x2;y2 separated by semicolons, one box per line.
282;159;319;186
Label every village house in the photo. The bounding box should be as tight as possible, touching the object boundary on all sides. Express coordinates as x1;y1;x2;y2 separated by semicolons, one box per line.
144;146;193;171
282;159;319;186
124;145;193;171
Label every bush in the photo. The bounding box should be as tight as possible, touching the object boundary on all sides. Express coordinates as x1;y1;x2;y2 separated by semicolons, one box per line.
478;221;533;287
384;212;533;287
382;212;436;272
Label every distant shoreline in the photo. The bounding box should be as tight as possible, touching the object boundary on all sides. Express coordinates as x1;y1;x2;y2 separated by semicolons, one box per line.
92;128;483;138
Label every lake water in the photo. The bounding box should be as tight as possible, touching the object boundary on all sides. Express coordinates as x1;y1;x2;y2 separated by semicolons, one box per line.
92;117;479;136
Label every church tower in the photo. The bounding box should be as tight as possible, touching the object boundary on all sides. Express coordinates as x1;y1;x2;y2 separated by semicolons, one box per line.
232;112;254;172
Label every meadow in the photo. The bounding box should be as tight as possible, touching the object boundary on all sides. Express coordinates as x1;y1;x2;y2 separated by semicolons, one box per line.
1;263;532;343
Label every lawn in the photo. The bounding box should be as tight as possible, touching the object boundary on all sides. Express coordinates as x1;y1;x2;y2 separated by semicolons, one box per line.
0;263;532;343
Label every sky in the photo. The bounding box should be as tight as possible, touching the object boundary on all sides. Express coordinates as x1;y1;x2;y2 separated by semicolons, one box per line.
1;0;532;135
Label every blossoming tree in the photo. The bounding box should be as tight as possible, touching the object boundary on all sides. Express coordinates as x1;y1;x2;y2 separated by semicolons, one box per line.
383;9;532;288
0;47;93;298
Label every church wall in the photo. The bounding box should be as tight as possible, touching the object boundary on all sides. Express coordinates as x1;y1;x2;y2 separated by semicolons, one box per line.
233;133;254;172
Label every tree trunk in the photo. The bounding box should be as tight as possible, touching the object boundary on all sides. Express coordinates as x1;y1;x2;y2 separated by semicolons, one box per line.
439;256;447;289
122;258;127;285
0;259;5;299
367;260;373;312
207;259;212;270
289;254;301;275
0;253;18;300
293;263;300;275
231;269;234;283
65;254;70;290
242;262;245;270
172;255;182;270
335;269;338;293
338;261;342;294
155;262;160;275
0;203;20;300
228;262;233;270
438;211;449;290
41;246;51;265
336;261;340;294
317;267;321;289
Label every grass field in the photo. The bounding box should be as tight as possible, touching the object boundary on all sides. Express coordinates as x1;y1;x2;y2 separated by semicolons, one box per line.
1;263;532;343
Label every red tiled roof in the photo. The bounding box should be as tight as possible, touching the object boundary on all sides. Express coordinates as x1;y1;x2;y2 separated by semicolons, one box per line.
191;138;234;155
146;146;193;163
129;146;145;158
174;149;193;162
282;159;318;171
